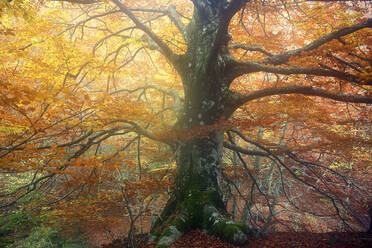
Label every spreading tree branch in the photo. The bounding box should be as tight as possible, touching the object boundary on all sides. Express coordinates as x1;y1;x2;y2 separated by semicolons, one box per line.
229;128;361;229
229;43;274;57
110;0;181;67
230;61;362;84
226;85;372;114
52;0;100;4
167;5;187;40
262;18;372;65
110;84;183;115
223;141;269;156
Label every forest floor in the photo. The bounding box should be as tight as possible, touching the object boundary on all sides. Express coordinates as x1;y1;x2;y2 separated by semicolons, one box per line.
101;229;372;248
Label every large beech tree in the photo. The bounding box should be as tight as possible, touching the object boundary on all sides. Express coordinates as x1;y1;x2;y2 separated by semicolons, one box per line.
1;0;372;246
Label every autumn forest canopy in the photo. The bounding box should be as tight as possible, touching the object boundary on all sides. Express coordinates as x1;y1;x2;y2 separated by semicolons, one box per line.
0;0;371;247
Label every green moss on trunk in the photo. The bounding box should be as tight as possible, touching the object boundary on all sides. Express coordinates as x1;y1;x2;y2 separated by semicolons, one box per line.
150;131;259;246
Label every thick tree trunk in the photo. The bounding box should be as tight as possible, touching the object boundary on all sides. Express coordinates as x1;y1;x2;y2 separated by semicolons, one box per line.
148;1;258;246
150;132;258;247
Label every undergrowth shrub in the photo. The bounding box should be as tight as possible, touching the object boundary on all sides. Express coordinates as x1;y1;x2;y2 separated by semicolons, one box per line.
7;226;89;248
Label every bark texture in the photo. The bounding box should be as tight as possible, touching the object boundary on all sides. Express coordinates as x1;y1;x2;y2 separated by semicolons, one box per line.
149;1;258;246
150;132;258;247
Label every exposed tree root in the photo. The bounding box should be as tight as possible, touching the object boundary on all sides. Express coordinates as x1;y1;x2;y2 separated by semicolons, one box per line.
150;192;259;247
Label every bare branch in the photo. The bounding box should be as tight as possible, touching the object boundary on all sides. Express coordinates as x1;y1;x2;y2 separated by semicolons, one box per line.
167;5;187;40
110;0;181;66
0;175;53;208
52;0;100;4
226;85;372;113
229;128;360;229
349;52;372;64
230;61;363;84
262;18;372;65
328;52;363;73
93;13;165;55
110;84;183;114
109;120;174;146
229;43;274;57
223;142;269;156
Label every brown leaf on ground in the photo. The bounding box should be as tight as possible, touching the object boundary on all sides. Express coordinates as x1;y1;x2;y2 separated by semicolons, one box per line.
103;230;372;248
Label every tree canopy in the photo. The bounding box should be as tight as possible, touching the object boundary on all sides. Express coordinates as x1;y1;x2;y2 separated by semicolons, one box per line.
0;0;371;247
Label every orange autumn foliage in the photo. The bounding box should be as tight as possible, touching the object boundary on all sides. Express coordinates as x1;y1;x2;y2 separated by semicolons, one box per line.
0;1;371;246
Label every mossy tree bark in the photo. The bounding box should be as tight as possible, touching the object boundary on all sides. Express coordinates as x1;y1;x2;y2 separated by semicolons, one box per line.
151;132;259;247
149;1;258;246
